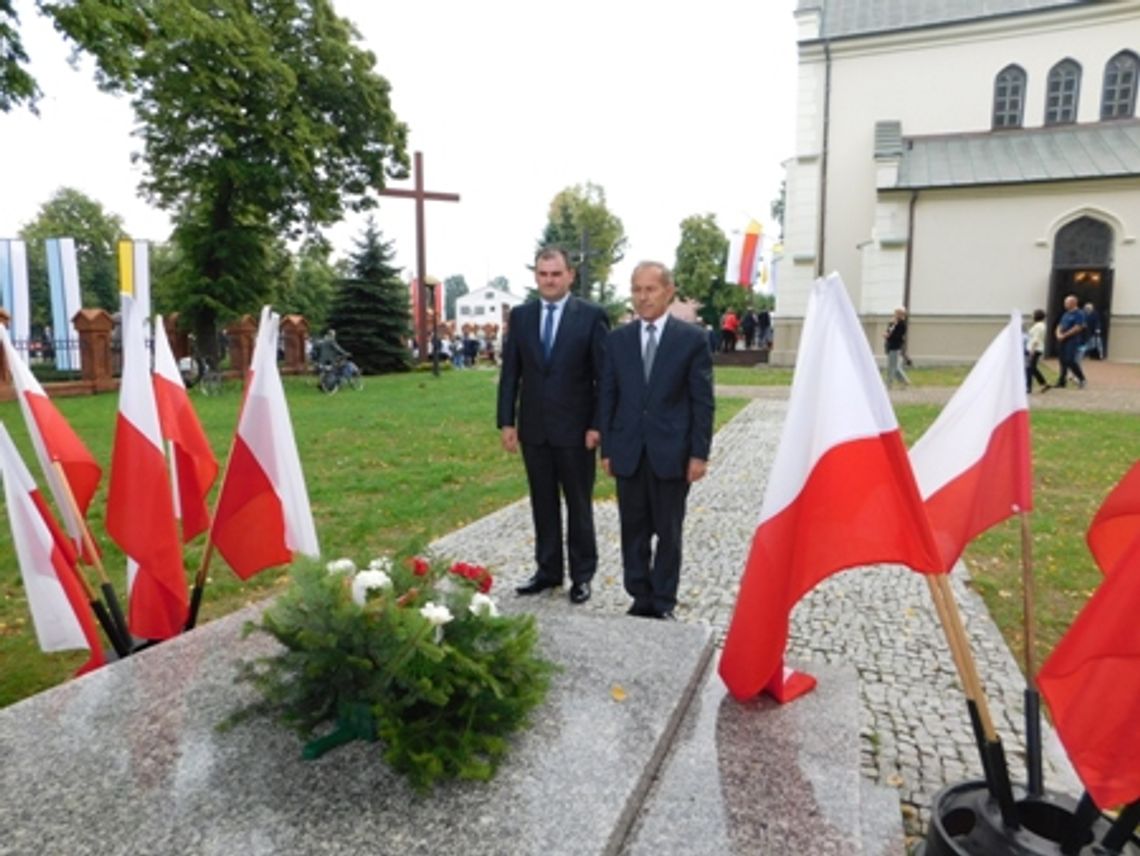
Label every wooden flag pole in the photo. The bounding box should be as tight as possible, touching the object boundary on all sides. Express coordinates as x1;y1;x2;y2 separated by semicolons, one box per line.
184;540;215;631
927;572;1020;828
52;461;133;654
1020;510;1045;796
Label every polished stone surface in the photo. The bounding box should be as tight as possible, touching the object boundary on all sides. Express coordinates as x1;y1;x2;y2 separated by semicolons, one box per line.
0;604;713;856
623;658;904;855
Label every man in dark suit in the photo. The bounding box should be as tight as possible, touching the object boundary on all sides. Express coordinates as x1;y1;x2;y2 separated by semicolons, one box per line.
600;261;714;620
497;246;610;604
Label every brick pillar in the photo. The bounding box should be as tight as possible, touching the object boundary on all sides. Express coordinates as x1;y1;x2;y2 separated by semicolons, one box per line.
73;308;115;391
0;309;11;390
279;314;310;375
225;315;257;376
164;313;191;361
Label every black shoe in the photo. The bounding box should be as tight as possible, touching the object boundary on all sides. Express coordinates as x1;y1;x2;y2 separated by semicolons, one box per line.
515;575;562;596
569;581;591;604
626;603;654;617
653;610;676;620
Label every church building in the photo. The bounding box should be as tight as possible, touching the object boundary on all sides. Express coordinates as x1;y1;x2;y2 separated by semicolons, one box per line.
777;0;1139;364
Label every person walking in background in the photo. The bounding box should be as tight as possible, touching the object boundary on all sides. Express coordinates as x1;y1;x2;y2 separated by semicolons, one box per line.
1025;308;1051;393
1055;294;1087;389
497;246;610;605
883;307;910;388
1082;302;1104;360
741;308;758;350
757;308;772;350
600;261;714;620
720;308;739;353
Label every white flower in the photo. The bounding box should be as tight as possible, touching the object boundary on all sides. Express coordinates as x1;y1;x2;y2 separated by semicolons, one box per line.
351;569;393;605
419;602;454;627
368;556;394;573
468;593;499;618
326;558;357;575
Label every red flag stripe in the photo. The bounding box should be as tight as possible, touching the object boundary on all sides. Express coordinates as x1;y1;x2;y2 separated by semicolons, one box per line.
211;434;292;579
1087;460;1140;577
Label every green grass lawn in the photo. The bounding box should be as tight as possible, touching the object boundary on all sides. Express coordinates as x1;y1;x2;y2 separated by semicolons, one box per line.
0;369;746;708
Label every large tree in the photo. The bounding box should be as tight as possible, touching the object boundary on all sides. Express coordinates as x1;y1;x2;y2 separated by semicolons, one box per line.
19;187;125;327
537;182;626;302
43;0;408;359
443;273;468;321
0;1;38;112
673;213;730;326
326;217;410;375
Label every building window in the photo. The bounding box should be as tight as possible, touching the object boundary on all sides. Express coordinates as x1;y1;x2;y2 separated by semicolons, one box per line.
474;306;485;316
459;306;471;316
1102;50;1138;120
993;65;1026;128
1045;59;1081;125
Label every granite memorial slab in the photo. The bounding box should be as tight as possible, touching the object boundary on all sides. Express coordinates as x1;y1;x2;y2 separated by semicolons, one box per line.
0;603;713;856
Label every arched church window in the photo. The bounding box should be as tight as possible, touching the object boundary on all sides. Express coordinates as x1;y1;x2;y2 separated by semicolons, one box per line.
1045;59;1081;125
1102;50;1138;120
993;65;1026;128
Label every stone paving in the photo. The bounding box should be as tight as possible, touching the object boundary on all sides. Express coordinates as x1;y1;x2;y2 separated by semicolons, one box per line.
432;397;1081;839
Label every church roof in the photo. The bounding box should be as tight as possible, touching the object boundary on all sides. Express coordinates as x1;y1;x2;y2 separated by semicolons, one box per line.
893;120;1140;189
797;0;1090;39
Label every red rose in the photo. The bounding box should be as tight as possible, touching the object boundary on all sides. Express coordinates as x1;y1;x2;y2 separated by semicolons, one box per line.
412;557;430;576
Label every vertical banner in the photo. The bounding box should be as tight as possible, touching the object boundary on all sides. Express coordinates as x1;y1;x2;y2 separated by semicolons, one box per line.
0;240;31;352
118;239;151;323
45;238;82;371
725;220;764;288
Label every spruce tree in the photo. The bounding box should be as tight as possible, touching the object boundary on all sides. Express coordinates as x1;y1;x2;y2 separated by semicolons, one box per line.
327;218;412;374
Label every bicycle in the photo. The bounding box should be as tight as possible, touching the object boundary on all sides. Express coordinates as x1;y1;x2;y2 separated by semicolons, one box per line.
318;355;363;394
185;355;224;396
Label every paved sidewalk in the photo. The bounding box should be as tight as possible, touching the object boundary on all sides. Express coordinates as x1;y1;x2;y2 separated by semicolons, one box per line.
432;397;1082;840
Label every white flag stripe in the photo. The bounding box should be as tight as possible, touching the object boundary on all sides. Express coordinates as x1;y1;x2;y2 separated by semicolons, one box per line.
760;272;899;522
910;312;1028;499
240;308;319;557
0;325;84;547
152;315;186;388
0;422;87;653
118;297;165;456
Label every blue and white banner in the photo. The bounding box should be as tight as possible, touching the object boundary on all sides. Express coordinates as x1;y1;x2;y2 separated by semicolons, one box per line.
44;237;82;371
0;240;31;353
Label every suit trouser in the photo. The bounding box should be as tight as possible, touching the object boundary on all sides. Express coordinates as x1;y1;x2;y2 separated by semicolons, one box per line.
521;442;598;584
616;454;691;614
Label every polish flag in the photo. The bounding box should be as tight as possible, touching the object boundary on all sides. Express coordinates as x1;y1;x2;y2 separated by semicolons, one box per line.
0;325;101;560
211;307;319;579
1086;460;1140;576
1037;532;1140;809
718;273;942;702
909;312;1032;570
106;296;188;639
0;423;105;675
725;220;764;287
152;316;218;541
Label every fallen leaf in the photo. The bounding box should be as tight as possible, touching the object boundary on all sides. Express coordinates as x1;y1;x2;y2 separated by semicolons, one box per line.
611;684;627;702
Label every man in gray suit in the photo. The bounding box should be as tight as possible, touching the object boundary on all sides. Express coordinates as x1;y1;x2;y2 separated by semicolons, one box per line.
497;246;610;604
599;261;714;619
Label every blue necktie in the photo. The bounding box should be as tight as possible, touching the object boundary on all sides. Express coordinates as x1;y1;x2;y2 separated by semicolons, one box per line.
644;323;657;381
542;302;556;361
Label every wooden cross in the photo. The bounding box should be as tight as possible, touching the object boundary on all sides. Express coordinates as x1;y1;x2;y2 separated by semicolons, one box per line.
377;151;460;365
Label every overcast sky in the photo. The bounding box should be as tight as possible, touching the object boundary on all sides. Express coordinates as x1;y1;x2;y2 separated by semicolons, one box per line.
3;0;798;297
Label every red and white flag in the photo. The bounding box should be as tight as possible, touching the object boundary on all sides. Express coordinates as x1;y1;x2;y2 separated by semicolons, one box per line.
719;273;942;702
0;422;105;675
909;312;1033;570
211;307;319;579
1086;460;1140;576
106;296;187;640
1038;531;1140;809
0;325;101;560
725;220;763;287
152;316;218;542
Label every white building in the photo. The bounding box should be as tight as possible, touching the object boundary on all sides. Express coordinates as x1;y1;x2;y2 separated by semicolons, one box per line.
453;287;525;328
779;0;1140;364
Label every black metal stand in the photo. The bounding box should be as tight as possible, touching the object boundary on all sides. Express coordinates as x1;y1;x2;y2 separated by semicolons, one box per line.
919;780;1140;855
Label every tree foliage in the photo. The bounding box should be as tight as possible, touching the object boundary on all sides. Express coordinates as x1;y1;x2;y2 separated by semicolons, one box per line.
42;0;409;357
0;1;39;112
771;179;786;240
275;239;336;333
443;274;468;321
538;182;626;302
18;187;125;327
673;213;730;325
326;217;410;375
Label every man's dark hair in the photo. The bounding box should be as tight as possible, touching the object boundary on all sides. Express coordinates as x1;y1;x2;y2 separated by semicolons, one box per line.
535;246;574;269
